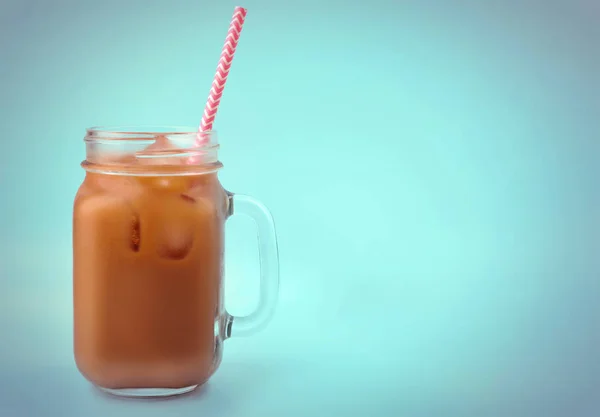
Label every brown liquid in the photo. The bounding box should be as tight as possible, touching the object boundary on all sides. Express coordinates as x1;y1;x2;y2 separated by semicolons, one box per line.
73;171;229;389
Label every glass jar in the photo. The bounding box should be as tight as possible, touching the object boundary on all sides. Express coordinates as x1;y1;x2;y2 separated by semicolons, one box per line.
73;126;279;397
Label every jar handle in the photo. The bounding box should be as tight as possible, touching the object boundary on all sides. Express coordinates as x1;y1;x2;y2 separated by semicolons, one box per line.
224;194;279;338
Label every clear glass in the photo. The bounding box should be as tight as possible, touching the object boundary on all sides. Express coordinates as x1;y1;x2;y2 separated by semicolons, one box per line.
72;126;279;397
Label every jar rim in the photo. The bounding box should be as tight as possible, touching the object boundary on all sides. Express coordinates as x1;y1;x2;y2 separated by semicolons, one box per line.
83;125;221;175
86;126;215;140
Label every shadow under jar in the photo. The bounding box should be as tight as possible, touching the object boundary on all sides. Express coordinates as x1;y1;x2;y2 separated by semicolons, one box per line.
73;126;279;398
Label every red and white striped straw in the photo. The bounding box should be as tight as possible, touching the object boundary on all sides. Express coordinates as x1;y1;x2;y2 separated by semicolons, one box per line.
196;6;247;146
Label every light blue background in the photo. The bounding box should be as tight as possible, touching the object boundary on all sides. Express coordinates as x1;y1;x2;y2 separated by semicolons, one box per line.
0;0;599;416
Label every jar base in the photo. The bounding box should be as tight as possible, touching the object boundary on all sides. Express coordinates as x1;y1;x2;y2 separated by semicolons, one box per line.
98;385;198;398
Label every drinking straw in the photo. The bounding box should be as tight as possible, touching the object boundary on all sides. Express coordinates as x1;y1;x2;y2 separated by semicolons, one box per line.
195;6;248;150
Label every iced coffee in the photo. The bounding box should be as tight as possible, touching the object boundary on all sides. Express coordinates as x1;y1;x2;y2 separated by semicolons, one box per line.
73;146;229;390
73;128;278;397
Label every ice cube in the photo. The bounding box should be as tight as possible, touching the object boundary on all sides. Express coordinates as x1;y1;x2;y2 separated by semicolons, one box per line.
74;193;140;252
139;191;219;261
135;135;187;166
153;196;198;260
180;194;196;204
157;223;194;260
130;215;141;252
135;176;192;194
